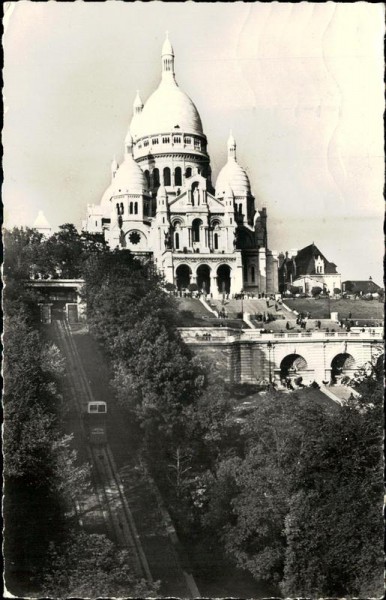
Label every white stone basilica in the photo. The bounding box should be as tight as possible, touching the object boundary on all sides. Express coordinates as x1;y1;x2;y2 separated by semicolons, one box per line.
83;35;278;297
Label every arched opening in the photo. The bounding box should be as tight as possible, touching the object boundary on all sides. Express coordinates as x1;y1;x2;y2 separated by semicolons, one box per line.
251;266;255;283
163;167;171;186
185;167;192;178
129;202;133;214
280;354;308;381
120;202;124;215
175;264;191;290
214;233;219;250
144;170;150;188
175;167;182;186
175;232;180;250
153;168;160;188
331;353;356;383
217;264;231;294
192;218;202;243
134;202;138;215
197;264;211;294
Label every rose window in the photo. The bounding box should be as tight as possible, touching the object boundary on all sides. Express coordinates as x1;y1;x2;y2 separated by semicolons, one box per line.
129;231;141;245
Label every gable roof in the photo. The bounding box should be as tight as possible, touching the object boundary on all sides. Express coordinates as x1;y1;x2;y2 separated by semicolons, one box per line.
342;280;382;293
292;243;338;275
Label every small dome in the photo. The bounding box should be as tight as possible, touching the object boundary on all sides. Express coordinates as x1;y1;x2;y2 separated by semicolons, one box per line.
111;154;147;196
100;183;114;216
215;160;250;197
33;210;51;231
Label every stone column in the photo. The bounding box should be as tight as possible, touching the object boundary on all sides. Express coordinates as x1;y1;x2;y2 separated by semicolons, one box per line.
210;273;218;298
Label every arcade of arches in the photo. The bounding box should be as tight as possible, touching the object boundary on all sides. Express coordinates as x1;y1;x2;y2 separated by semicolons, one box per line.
175;263;231;294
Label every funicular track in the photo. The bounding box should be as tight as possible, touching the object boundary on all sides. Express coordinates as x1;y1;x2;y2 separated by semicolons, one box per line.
51;320;152;583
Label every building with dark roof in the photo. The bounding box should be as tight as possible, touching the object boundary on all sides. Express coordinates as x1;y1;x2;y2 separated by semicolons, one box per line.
342;278;382;295
278;243;341;294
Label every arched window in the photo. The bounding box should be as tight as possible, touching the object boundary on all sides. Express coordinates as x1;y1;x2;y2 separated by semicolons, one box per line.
175;167;182;186
175;232;180;250
163;167;171;186
239;204;243;214
129;202;133;215
251;266;255;283
192;219;202;243
153;168;160;187
214;233;219;250
134;202;138;215
116;203;120;215
120;202;124;215
144;170;150;187
185;167;192;178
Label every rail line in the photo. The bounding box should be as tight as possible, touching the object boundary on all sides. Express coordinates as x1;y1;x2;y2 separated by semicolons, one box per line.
51;320;152;582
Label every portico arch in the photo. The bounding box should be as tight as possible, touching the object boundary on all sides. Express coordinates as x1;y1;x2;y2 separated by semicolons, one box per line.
175;264;191;290
196;264;211;293
331;353;356;382
217;264;231;294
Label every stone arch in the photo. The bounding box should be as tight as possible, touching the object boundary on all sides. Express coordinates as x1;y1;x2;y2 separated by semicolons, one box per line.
152;168;160;188
217;264;231;294
175;166;182;186
280;354;308;381
196;264;211;293
175;264;191;290
330;353;356;382
163;167;171;186
192;218;203;243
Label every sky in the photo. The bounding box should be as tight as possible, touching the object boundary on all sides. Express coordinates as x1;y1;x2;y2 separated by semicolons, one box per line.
3;1;384;283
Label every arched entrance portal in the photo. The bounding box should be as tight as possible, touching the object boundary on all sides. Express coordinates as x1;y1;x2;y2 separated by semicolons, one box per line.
175;264;191;291
197;264;211;293
217;264;231;294
280;354;308;383
331;353;356;383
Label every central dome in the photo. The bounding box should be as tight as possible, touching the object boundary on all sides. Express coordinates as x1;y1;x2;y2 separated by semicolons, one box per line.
134;79;203;139
131;35;204;141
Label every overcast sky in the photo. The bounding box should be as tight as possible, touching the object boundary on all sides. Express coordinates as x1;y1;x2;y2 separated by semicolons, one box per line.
3;1;384;283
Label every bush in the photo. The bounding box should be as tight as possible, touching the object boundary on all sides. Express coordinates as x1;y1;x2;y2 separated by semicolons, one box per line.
311;286;323;297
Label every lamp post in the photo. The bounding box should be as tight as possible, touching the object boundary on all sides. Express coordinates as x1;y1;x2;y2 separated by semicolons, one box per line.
267;341;274;384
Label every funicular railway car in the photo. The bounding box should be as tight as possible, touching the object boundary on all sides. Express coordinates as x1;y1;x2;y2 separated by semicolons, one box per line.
84;401;107;444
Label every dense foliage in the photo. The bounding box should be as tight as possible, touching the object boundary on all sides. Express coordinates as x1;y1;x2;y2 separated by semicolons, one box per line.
83;245;383;597
42;532;157;598
3;227;156;597
4;224;383;597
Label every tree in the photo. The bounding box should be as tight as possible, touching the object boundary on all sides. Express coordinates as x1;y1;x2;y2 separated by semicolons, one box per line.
41;531;158;598
188;282;198;292
282;378;383;597
311;286;323;297
333;287;341;294
344;280;354;292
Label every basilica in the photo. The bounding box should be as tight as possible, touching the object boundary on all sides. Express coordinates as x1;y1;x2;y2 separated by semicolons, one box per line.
83;35;278;297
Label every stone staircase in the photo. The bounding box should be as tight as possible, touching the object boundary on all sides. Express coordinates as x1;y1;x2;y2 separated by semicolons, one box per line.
209;298;293;320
